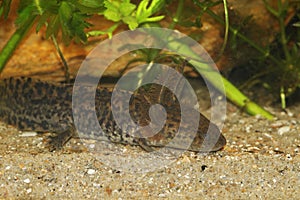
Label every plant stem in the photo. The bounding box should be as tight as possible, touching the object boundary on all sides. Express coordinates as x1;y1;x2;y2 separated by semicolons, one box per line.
142;0;275;120
169;0;184;29
195;2;282;66
145;26;274;119
189;60;274;119
277;0;291;62
0;15;36;73
51;35;70;82
214;0;229;61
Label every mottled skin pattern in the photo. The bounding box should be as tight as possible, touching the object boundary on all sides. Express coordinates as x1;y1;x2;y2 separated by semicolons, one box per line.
0;77;226;152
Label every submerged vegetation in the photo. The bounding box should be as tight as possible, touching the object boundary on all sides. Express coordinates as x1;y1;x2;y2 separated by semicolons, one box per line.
0;0;299;118
227;0;300;109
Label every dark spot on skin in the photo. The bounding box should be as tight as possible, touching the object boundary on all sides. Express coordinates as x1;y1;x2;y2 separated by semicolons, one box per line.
201;165;208;171
18;121;24;130
36;86;42;96
57;87;65;97
7;117;12;125
47;86;54;95
45;113;52;120
12;115;16;123
13;91;19;99
16;78;21;88
27;77;32;84
23;78;30;90
41;120;48;130
33;111;39;119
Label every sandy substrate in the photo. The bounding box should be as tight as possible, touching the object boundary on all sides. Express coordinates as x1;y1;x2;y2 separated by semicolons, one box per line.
1;3;299;199
0;98;299;199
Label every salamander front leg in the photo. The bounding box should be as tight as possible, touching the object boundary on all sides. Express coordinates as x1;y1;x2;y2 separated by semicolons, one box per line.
45;126;76;151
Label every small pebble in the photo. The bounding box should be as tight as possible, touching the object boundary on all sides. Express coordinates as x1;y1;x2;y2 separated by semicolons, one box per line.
23;178;30;183
87;169;96;175
93;183;101;188
19;132;37;137
278;126;290;135
270;121;283;128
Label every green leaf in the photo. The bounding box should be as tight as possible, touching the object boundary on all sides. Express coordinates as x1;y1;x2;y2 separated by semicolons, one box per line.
59;2;73;25
119;2;136;16
104;1;122;21
36;12;50;32
136;0;165;24
293;21;300;28
142;15;164;23
76;0;105;13
123;16;138;29
103;0;136;23
78;0;104;8
38;1;59;15
15;4;37;28
104;9;121;22
0;6;3;17
102;0;164;30
46;15;60;39
70;13;89;42
0;0;12;19
87;23;119;38
59;2;73;43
